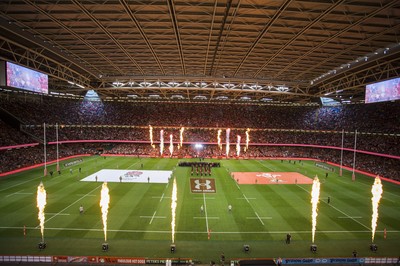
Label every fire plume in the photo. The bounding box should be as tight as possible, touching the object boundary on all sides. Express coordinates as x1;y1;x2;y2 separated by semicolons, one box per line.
160;129;164;156
226;128;230;156
245;128;250;152
179;127;184;149
311;176;320;243
236;135;241;157
171;177;178;243
149;125;155;148
100;182;110;242
36;182;47;242
371;176;383;242
217;129;222;150
169;134;174;157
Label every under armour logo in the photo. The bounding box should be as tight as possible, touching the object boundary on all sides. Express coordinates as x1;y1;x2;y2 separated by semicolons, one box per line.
194;179;212;190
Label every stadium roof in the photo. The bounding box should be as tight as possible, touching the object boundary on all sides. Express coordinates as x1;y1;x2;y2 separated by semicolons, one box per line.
0;0;399;104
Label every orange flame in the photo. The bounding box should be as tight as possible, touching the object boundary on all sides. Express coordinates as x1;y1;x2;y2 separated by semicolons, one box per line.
36;182;47;242
245;128;250;152
217;129;222;150
179;127;184;149
371;176;383;242
100;182;110;241
169;134;174;157
149;125;155;148
236;135;241;157
311;176;320;243
160;130;164;156
226;128;230;156
171;178;178;243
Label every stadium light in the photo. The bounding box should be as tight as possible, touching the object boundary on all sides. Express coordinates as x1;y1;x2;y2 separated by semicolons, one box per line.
170;244;176;253
102;243;109;252
38;242;46;250
310;244;317;253
194;143;203;149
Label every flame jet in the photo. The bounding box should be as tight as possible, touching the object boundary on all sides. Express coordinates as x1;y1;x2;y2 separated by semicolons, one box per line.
371;176;383;242
179;127;184;149
236;135;241;157
169;134;174;157
311;176;320;243
226;128;230;156
171;178;178;243
160;130;164;156
100;182;110;242
217;129;222;150
36;182;47;242
245;128;250;152
149;125;155;148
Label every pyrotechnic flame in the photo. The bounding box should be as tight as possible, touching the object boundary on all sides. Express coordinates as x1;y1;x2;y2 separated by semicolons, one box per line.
160;129;164;156
371;176;383;242
311;176;321;243
236;135;241;157
169;134;174;157
100;182;110;242
171;177;178;243
245;128;250;152
36;182;47;242
179;127;184;149
149;125;155;149
226;128;230;156
217;129;222;150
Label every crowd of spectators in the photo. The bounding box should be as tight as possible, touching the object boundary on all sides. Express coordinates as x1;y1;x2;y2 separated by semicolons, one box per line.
19;126;399;156
1;143;398;181
0;94;398;180
0;94;399;132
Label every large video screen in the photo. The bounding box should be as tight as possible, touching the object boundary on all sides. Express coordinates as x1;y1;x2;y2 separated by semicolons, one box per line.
365;77;400;103
6;62;48;94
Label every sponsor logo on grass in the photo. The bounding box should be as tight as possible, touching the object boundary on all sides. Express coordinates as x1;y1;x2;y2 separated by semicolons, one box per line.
124;171;143;178
190;178;216;193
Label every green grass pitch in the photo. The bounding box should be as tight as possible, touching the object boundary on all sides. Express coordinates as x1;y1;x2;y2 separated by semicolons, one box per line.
0;156;399;263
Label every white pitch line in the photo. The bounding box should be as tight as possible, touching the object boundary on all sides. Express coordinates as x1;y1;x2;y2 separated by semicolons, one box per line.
194;197;215;200
254;211;265;225
6;192;33;197
194;217;219;219
246;217;272;220
150;211;157;224
242;194;250;203
76;194;96;197
202;193;209;234
38;184;102;227
338;216;362;219
5;226;398;235
46;213;70;216
296;184;371;230
237;197;256;200
140;215;166;219
0;177;41;192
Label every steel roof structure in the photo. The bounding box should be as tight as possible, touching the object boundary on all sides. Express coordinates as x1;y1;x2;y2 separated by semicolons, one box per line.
0;0;399;103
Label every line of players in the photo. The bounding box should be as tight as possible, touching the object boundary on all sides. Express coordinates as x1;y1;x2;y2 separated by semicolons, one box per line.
190;163;213;176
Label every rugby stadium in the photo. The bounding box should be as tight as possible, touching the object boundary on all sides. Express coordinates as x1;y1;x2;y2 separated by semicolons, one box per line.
0;1;399;266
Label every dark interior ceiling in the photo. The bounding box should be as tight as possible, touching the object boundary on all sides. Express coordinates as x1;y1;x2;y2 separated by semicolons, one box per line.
0;0;399;104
